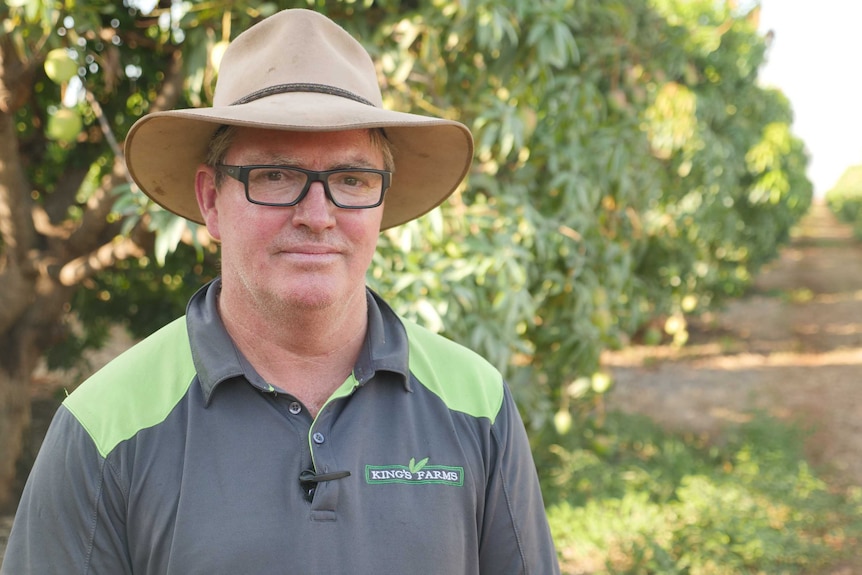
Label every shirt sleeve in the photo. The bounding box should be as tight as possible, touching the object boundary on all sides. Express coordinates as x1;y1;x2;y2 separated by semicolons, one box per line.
1;405;133;575
479;384;561;574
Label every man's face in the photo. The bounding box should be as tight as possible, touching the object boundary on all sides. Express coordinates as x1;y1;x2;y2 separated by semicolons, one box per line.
196;128;386;315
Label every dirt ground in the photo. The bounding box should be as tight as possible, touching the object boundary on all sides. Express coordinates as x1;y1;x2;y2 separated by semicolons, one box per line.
2;201;861;571
603;200;862;571
605;202;862;485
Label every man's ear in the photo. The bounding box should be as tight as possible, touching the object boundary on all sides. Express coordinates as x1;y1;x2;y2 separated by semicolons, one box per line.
195;165;221;240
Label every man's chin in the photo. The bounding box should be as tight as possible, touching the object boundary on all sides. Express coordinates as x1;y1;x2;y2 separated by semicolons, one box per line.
272;282;344;312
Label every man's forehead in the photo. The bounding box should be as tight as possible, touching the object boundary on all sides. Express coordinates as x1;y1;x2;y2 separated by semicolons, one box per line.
230;126;376;143
227;128;382;166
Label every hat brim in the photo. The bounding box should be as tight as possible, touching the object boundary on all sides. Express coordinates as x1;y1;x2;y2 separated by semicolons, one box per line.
124;92;473;230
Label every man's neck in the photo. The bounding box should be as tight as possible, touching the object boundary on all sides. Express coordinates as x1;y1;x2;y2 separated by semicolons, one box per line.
217;285;369;415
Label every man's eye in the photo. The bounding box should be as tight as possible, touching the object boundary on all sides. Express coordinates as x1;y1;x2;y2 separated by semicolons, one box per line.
335;173;374;188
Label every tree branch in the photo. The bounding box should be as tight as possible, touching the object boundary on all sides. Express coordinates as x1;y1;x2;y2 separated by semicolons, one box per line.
54;45;187;284
63;158;128;257
0;33;35;115
58;230;148;286
150;49;185;113
42;165;90;223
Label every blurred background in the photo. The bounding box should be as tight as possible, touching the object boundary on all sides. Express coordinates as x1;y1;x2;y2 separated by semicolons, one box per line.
2;0;862;572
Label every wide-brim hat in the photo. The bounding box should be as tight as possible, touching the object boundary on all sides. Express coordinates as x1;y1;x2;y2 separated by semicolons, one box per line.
124;9;473;230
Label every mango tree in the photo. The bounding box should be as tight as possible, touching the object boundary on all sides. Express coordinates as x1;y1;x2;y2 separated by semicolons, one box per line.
0;0;811;511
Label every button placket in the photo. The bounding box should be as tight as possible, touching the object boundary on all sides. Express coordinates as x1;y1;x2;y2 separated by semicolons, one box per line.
307;415;344;516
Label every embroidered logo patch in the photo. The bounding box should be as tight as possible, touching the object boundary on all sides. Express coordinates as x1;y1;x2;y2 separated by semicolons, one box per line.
365;457;464;486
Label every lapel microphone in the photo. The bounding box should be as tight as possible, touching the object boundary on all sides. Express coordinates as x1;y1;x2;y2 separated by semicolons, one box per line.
299;468;351;501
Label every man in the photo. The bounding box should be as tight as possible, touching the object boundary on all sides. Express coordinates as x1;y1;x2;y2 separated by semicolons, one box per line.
3;9;560;574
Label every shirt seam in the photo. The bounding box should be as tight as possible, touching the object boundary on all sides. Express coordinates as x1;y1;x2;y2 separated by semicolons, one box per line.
491;422;530;574
82;457;109;575
81;437;129;574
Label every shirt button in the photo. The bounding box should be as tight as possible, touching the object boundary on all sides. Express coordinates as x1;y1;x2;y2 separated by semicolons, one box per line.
312;432;325;445
288;402;302;415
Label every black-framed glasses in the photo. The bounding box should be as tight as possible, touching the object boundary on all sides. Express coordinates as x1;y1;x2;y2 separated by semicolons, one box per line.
216;164;391;209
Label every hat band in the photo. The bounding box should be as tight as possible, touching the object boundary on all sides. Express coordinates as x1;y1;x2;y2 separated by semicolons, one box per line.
231;83;376;107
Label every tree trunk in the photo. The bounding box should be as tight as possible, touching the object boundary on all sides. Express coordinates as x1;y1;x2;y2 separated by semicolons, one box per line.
0;53;78;512
0;10;184;513
0;284;73;513
0;349;34;514
0;40;39;513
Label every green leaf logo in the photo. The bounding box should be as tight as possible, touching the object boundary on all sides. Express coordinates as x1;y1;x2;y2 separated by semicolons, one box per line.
409;457;429;473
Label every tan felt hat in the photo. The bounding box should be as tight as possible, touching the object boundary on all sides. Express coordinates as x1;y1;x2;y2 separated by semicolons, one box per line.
124;8;473;230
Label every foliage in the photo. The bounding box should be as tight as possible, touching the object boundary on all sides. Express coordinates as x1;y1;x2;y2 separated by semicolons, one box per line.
46;242;218;371
539;412;862;574
365;0;813;427
825;164;862;237
0;3;832;567
3;0;811;431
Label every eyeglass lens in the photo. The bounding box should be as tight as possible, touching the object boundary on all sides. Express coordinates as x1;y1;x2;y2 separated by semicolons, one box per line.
247;167;384;207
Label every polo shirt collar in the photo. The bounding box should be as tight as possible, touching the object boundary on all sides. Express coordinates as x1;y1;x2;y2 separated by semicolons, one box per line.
355;289;411;390
186;278;411;406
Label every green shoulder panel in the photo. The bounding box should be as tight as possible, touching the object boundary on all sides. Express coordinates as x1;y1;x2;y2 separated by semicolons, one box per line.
402;319;504;424
63;316;196;458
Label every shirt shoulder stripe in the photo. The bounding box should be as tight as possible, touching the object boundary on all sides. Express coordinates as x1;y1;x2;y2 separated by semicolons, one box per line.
402;318;504;423
63;316;196;458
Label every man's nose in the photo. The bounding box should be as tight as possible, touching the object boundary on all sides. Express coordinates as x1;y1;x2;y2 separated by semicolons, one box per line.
291;181;336;230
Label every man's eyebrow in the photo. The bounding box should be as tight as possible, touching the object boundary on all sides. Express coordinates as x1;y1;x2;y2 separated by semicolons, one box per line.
330;159;381;170
238;153;298;165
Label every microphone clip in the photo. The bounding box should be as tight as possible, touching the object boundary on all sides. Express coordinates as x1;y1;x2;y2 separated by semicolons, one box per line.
299;468;351;501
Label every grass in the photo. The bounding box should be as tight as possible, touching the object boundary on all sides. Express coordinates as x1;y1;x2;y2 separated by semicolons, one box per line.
537;411;862;574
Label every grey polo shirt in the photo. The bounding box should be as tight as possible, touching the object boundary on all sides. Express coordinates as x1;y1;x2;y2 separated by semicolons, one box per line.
2;279;560;574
